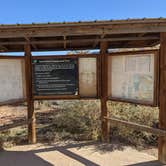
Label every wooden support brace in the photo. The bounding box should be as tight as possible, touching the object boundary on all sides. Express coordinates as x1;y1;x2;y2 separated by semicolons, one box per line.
24;44;36;144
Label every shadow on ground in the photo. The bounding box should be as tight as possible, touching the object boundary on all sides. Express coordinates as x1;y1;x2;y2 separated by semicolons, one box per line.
126;160;163;166
0;141;164;166
0;150;53;166
0;142;100;166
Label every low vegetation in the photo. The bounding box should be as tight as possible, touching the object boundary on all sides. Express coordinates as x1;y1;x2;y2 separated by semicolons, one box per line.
0;100;159;149
108;101;159;146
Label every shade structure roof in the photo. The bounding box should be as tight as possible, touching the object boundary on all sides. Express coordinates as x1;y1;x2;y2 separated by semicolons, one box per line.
0;18;165;52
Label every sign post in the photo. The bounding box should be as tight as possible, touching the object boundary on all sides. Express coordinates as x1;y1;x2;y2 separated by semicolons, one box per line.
24;44;36;144
159;32;166;163
100;41;109;142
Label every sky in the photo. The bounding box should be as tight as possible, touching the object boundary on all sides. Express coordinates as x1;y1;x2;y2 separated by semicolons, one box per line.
0;0;165;55
0;0;166;24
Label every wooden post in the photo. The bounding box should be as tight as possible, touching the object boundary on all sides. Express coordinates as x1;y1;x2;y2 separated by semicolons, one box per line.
100;41;109;142
24;44;36;144
159;32;166;163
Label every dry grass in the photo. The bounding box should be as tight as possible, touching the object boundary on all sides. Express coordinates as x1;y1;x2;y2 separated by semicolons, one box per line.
0;100;159;149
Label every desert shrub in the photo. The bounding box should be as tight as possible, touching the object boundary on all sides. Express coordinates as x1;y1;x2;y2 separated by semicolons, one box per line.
0;100;159;147
0;127;27;148
108;101;159;146
38;100;101;141
36;100;159;146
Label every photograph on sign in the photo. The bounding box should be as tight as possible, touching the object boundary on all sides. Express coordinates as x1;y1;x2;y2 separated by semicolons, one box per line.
32;58;78;96
0;59;26;103
79;57;97;97
108;53;156;104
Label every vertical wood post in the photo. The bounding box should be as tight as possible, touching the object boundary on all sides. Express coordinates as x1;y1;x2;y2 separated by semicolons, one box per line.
100;41;109;142
159;32;166;163
24;44;36;144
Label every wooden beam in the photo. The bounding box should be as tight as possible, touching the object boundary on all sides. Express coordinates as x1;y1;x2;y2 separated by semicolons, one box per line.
138;33;146;37
25;37;38;51
105;117;166;136
24;44;36;144
93;34;105;49
0;36;159;46
158;32;166;164
0;43;159;53
100;41;109;142
150;40;160;47
0;22;164;38
0;119;33;132
0;99;26;106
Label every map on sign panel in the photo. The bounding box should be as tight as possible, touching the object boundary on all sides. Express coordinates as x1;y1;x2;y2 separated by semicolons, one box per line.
109;54;154;103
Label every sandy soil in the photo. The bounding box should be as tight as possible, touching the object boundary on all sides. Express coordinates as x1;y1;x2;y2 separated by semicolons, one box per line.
0;141;163;166
0;105;26;125
0;104;54;126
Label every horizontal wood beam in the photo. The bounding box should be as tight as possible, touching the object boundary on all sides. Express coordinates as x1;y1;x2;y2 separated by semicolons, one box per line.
0;36;159;46
0;45;159;53
105;117;166;136
0;23;163;38
0;99;26;106
0;119;33;132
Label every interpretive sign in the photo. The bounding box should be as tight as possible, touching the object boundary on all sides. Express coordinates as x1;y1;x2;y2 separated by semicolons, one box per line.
79;57;97;97
0;59;26;103
108;53;156;104
32;58;78;96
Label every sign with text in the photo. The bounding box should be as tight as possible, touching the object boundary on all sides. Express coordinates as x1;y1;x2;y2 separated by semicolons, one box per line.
32;58;78;96
108;53;156;105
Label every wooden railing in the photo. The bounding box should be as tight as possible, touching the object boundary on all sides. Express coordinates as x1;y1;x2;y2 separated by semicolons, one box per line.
0;119;32;132
104;116;166;136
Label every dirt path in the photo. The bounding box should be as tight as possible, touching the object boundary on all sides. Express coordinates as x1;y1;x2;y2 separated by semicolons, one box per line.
0;141;163;166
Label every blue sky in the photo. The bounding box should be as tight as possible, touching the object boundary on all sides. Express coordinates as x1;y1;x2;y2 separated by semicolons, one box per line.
0;0;166;24
0;0;165;55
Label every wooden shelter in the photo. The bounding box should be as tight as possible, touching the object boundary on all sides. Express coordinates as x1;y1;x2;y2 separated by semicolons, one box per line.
0;18;163;52
1;18;166;163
